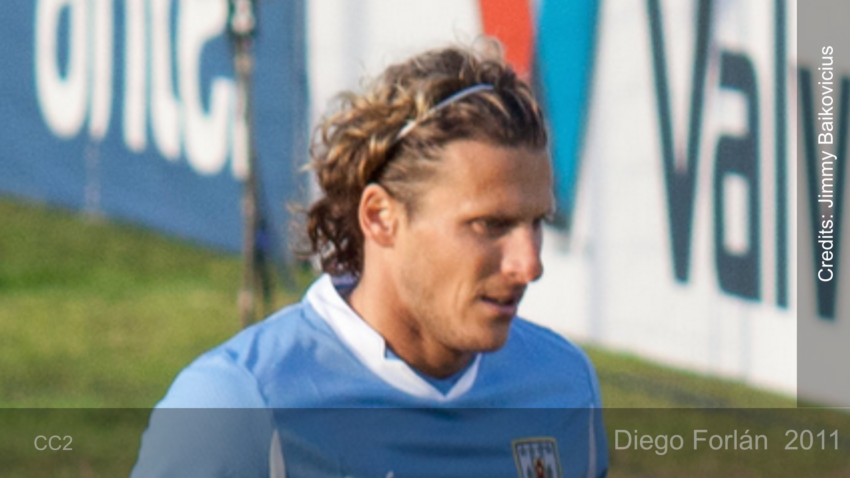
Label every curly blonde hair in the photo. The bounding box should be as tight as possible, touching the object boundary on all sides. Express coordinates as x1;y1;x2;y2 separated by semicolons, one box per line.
305;42;548;277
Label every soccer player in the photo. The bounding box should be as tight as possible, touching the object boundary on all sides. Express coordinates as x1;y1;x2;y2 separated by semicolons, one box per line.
131;44;608;478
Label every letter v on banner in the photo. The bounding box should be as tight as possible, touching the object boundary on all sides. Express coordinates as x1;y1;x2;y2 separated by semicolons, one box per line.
799;71;848;320
647;0;713;282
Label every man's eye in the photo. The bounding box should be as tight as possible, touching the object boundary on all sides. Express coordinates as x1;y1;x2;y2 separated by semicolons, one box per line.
473;218;511;235
532;217;543;229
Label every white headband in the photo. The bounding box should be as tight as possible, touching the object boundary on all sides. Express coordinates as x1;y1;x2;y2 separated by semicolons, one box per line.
394;84;494;142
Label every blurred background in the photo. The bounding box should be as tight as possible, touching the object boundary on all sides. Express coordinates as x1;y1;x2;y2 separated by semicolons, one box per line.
0;0;816;411
13;1;850;476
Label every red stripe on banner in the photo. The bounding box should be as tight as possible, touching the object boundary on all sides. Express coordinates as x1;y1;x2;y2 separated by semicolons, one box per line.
478;0;534;78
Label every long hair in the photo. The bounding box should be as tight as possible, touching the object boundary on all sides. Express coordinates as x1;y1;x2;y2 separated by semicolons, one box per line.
304;41;548;277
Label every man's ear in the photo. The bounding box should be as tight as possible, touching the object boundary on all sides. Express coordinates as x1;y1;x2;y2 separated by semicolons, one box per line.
358;184;401;247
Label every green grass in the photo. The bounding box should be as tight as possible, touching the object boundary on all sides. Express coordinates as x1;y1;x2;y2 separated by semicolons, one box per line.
0;197;305;408
587;347;796;408
3;197;849;478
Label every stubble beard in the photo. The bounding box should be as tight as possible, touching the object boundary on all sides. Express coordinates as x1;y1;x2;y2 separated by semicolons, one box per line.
397;268;509;357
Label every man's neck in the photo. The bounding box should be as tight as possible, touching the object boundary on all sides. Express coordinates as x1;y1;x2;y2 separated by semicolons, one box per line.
346;272;473;379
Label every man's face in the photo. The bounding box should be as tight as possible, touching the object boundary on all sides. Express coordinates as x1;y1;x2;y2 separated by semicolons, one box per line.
390;139;553;355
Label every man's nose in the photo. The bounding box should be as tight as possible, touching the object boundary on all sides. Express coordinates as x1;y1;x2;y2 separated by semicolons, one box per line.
501;225;544;284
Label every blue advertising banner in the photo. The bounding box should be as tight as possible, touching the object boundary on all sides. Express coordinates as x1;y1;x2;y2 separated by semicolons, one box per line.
0;0;307;255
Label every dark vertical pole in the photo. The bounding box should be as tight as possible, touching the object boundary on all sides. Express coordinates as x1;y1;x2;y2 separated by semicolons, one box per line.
229;0;267;328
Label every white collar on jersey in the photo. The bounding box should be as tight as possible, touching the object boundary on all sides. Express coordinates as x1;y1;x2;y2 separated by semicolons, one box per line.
305;274;481;402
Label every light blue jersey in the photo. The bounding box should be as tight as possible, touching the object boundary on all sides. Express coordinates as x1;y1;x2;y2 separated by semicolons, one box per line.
131;275;608;477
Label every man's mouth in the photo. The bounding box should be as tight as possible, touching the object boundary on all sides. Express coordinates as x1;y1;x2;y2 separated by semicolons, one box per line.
480;292;523;315
482;296;519;306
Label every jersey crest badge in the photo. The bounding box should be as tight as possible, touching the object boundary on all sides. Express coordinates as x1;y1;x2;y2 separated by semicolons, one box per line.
512;437;561;478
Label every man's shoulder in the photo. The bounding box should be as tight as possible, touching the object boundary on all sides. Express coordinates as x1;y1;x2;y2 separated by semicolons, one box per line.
156;300;335;408
207;300;325;368
220;301;319;356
